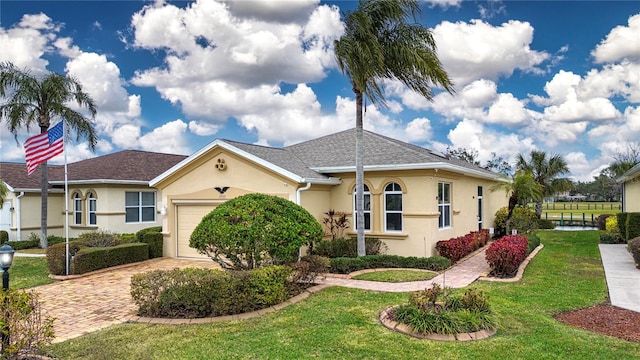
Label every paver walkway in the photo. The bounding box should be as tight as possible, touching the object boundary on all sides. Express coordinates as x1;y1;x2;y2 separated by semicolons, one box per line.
35;258;221;343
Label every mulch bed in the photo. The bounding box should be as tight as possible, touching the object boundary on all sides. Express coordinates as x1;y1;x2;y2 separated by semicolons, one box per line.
555;303;640;343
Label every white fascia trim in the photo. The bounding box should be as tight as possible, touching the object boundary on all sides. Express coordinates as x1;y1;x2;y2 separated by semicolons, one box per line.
312;162;503;181
150;140;335;187
13;188;64;193
3;182;15;192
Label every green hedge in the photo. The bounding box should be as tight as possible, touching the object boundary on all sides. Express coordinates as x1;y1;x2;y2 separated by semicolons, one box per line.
313;237;386;258
136;226;162;243
6;239;39;250
526;233;541;254
131;265;296;318
625;212;640;241
46;242;87;275
329;255;451;274
617;213;628;240
72;243;149;275
142;232;163;258
0;231;8;243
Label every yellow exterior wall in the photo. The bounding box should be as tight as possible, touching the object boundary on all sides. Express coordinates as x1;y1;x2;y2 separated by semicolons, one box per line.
154;149;301;258
624;176;640;212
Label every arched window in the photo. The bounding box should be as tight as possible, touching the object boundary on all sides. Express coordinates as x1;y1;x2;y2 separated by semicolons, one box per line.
87;192;97;226
353;184;371;231
72;192;82;225
384;182;403;231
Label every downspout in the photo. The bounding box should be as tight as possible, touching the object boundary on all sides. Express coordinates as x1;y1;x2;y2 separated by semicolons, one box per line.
16;192;24;241
296;182;312;261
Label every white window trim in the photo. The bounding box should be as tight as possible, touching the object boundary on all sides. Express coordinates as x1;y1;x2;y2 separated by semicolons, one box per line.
353;185;371;232
88;192;97;226
438;182;451;229
73;193;82;226
384;182;403;232
125;191;156;224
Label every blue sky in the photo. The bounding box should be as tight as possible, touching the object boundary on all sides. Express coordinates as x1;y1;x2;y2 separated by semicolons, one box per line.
1;0;639;182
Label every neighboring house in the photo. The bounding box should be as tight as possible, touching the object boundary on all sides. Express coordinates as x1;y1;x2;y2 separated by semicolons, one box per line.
619;163;640;212
0;150;186;241
151;129;508;259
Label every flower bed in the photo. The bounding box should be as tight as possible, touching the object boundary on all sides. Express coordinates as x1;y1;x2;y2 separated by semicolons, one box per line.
435;229;490;263
485;234;528;277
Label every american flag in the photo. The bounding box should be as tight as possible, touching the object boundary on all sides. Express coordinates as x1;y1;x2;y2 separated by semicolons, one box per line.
24;121;64;175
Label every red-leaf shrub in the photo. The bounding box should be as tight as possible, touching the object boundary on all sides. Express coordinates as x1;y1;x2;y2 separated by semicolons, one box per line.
436;229;491;264
485;235;528;277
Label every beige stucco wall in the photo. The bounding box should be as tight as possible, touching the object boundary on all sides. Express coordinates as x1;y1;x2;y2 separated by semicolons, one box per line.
154;149;302;258
624;176;640;212
324;169;505;257
1;191;64;241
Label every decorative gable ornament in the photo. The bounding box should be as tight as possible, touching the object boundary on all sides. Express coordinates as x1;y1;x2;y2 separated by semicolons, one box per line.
215;158;227;171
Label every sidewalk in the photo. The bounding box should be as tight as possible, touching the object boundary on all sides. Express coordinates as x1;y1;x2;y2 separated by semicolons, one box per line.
316;249;491;292
599;244;640;312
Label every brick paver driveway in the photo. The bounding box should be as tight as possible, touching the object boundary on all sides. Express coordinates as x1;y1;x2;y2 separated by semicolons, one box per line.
34;258;220;343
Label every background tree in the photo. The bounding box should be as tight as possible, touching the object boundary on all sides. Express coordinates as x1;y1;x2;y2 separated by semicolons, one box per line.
0;62;97;248
607;143;640;178
334;0;454;256
516;150;572;218
0;180;7;208
445;147;480;166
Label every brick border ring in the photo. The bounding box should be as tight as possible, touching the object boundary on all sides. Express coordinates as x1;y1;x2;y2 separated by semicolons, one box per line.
379;306;497;341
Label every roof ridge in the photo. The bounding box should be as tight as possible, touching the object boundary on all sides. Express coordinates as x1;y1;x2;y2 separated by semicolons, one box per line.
362;129;446;160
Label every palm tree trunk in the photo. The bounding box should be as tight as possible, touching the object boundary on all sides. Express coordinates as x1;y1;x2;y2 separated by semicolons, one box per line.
535;200;543;218
355;87;365;257
40;125;49;249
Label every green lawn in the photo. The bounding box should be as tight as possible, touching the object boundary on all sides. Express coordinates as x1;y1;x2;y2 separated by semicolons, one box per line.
45;230;640;359
352;269;438;282
6;256;53;289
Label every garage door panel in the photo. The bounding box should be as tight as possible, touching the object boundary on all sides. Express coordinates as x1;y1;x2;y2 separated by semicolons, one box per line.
176;205;216;259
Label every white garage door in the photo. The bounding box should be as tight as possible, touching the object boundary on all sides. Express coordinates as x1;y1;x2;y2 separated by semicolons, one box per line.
176;204;217;259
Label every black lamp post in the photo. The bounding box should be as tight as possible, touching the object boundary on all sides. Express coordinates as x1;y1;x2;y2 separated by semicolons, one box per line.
0;243;14;355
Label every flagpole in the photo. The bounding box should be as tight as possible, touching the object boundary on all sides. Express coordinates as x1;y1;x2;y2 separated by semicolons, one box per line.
64;120;69;276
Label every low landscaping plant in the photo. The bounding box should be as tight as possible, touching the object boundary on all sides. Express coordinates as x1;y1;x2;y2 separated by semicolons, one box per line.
130;262;322;318
72;243;149;275
78;230;121;247
485;234;529;277
329;255;450;274
312;237;386;258
0;289;55;359
142;231;163;258
0;230;8;243
526;233;541;254
391;284;495;335
436;230;490;263
625;213;640;241
617;212;628;241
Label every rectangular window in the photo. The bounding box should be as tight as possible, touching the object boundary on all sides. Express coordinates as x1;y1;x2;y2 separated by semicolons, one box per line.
73;196;82;225
384;183;403;231
438;182;451;229
125;192;156;223
88;196;97;226
354;186;371;231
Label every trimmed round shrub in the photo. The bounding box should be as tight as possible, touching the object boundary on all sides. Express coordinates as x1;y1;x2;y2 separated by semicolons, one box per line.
190;193;323;270
136;226;162;243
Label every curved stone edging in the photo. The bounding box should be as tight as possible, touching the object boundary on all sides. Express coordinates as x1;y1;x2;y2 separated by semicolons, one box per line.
127;284;329;325
379;306;497;341
478;244;544;283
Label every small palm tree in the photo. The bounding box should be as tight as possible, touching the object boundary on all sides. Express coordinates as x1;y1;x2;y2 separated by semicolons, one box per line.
491;170;543;226
0;62;98;248
334;0;454;256
516;150;572;218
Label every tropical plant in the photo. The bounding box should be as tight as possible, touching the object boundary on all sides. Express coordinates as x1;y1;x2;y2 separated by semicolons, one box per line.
0;62;97;248
516;150;572;218
334;0;454;256
607;143;640;178
490;170;543;229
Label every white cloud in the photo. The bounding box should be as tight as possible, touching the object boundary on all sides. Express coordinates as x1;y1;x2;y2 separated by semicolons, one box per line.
564;152;597;182
188;121;220;136
580;61;640;103
139;120;191;154
592;13;640;63
0;13;58;72
432;19;550;86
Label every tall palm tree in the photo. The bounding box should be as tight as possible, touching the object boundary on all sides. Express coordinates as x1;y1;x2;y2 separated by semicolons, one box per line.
0;62;97;248
516;150;572;218
334;0;454;256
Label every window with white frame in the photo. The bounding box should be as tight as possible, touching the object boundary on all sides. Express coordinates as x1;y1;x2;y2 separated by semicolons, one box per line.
73;192;82;225
438;182;451;228
125;191;156;223
87;192;97;226
353;184;371;231
384;182;403;231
